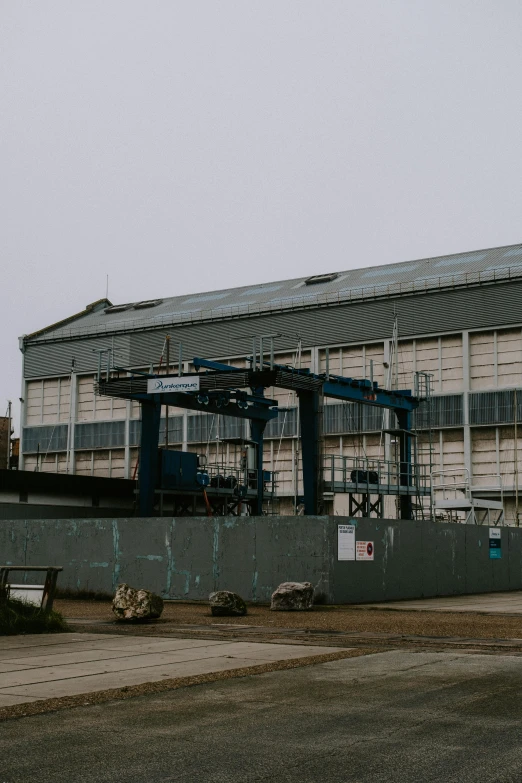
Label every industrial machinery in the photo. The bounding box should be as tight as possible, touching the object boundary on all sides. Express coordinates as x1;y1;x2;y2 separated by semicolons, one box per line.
159;449;209;492
97;351;426;518
155;443;276;516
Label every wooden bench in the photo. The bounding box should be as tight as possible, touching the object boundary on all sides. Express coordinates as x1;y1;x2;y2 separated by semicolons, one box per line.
0;566;63;612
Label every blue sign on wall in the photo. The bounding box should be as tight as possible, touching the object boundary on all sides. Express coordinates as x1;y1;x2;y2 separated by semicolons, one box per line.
489;528;502;559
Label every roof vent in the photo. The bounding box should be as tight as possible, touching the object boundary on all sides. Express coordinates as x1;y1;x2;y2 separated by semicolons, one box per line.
304;272;339;285
133;299;163;310
104;303;134;314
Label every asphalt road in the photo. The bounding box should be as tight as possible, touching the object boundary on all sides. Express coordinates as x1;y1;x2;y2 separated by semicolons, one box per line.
2;649;522;783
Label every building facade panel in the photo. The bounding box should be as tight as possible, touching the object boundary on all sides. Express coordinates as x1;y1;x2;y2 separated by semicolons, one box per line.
18;250;522;524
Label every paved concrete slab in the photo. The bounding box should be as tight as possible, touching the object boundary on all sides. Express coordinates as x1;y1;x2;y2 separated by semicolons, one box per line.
366;590;522;614
0;638;233;668
0;633;226;655
0;641;330;689
0;632;105;650
0;660;41;673
2;649;522;782
0;655;299;700
0;633;343;706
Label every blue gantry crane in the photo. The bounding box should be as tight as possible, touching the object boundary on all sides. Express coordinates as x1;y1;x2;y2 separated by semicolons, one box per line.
97;356;421;518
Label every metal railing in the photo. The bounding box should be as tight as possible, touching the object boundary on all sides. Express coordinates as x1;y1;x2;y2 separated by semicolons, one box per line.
204;462;278;500
431;468;505;525
322;454;431;496
431;468;473;502
431;469;504;502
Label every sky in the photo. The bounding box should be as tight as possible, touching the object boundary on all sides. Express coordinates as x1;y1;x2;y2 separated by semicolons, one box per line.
1;1;522;433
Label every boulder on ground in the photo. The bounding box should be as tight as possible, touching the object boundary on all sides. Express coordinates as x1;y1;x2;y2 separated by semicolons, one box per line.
270;581;314;611
209;590;247;616
112;583;164;621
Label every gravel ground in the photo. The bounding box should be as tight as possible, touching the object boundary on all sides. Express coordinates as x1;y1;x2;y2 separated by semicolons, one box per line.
56;599;522;641
3;649;522;782
5;597;522;725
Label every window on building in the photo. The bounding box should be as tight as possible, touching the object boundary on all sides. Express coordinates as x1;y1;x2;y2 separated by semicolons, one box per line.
22;425;68;453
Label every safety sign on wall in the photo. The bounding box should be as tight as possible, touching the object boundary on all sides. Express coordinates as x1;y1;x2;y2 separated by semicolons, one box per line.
337;525;355;561
489;527;502;559
356;541;374;561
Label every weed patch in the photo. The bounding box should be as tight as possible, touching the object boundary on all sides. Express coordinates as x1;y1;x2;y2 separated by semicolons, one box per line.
0;597;69;636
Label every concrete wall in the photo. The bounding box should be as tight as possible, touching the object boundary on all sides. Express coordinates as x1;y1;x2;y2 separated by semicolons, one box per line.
1;516;521;603
0;516;332;602
0;418;8;471
0;504;133;521
331;518;522;603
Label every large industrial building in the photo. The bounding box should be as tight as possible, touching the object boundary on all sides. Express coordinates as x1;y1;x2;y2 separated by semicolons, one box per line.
18;242;522;522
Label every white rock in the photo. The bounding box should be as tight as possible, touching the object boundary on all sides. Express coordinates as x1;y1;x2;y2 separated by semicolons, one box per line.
270;581;314;611
209;590;247;616
112;583;164;621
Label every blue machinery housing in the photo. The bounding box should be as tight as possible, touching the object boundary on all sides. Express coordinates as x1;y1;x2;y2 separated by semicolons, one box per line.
97;358;419;518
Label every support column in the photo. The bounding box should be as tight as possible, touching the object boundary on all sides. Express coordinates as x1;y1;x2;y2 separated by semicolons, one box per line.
182;361;189;451
124;399;131;479
383;339;392;463
310;346;319;375
138;400;161;516
67;371;78;475
298;390;320;515
462;330;472;481
250;418;267;516
396;409;413;520
182;412;188;452
18;351;27;471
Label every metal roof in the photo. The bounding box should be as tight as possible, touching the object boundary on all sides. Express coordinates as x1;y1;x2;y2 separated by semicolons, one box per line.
25;242;522;344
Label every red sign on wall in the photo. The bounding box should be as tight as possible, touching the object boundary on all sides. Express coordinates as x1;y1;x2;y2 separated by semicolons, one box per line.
356;541;374;561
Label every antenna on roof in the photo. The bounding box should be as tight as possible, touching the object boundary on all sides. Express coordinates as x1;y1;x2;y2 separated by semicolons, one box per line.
106;274;109;300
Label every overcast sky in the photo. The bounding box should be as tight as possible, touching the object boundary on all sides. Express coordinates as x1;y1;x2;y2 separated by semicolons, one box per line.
2;1;522;433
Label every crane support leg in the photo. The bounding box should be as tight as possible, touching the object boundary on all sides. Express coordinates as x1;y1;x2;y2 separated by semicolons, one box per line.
138;400;162;516
396;409;413;520
250;419;267;515
298;390;321;515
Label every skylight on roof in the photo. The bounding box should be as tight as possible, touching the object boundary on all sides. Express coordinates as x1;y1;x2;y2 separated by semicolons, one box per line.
433;253;487;268
483;259;522;272
304;273;338;285
183;292;230;305
105;304;133;314
503;248;522;258
240;285;283;297
361;264;418;278
133;299;163;310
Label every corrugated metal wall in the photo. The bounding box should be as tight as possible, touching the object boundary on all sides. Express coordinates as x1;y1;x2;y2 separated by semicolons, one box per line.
23;280;522;378
24;334;131;379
